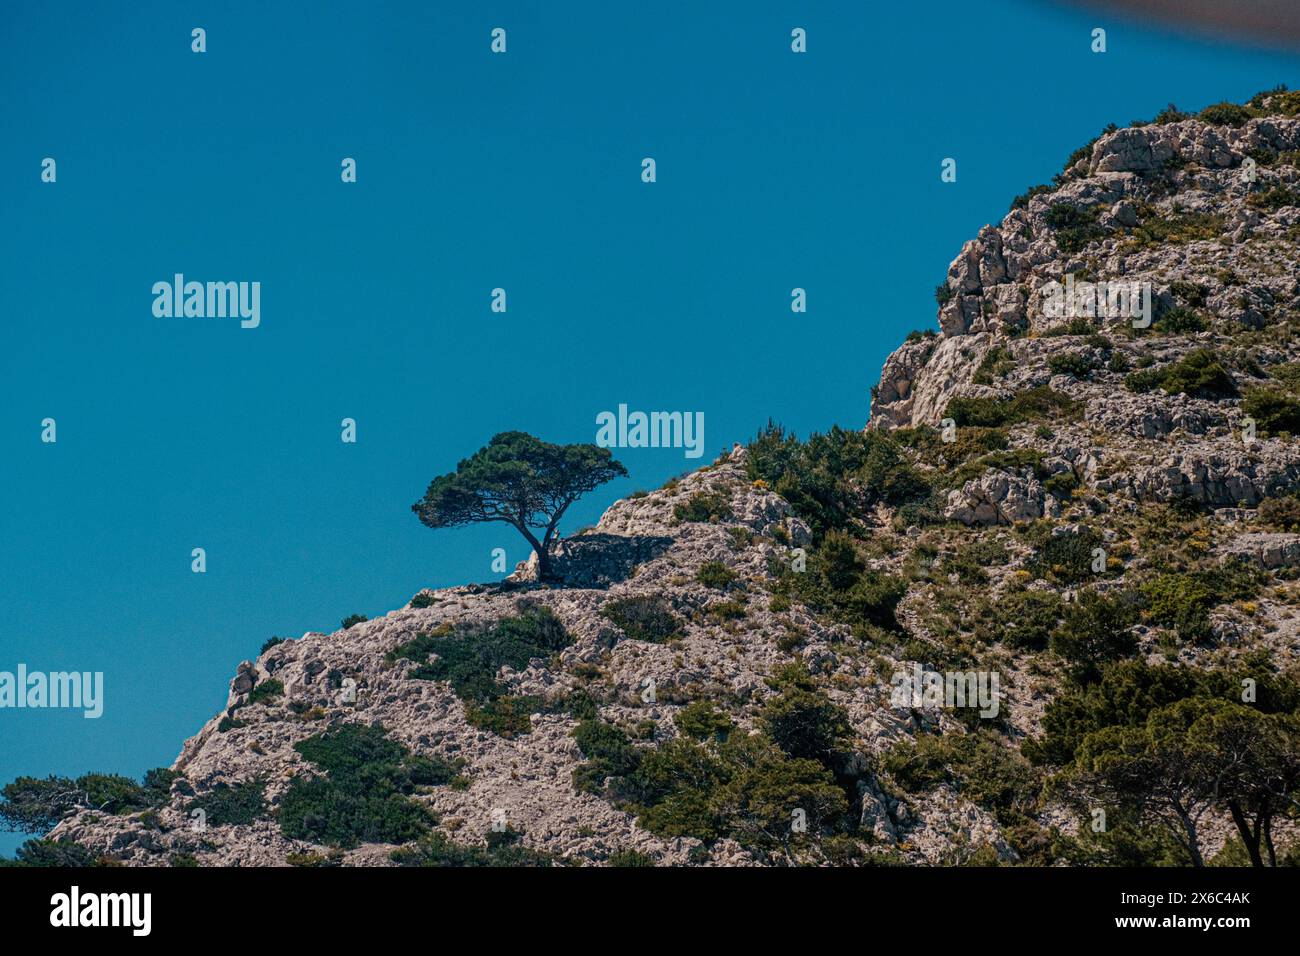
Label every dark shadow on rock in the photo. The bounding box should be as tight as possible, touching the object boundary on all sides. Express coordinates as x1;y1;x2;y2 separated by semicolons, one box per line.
543;533;675;589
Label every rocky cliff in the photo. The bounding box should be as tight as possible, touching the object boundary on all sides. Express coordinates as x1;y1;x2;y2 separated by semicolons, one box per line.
36;91;1300;868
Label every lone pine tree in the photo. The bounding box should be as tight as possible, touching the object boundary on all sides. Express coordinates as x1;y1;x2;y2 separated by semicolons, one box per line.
411;431;627;582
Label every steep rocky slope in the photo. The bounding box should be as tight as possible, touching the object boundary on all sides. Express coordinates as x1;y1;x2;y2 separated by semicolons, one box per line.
27;90;1300;868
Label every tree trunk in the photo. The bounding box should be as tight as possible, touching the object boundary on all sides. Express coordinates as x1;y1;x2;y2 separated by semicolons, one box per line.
534;547;552;581
515;525;552;582
1174;803;1205;867
1227;801;1264;867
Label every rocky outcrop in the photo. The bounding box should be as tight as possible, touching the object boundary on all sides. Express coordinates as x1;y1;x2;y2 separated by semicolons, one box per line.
945;471;1057;526
1219;532;1300;569
869;109;1300;516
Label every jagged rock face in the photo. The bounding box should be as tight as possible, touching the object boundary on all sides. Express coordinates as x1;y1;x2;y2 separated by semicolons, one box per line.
869;109;1300;514
945;471;1059;526
1219;531;1300;569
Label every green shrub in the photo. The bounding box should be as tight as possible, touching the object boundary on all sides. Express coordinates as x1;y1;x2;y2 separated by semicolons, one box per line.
1047;350;1098;379
1125;207;1226;247
1246;185;1300;210
1010;184;1053;211
341;614;368;629
1029;658;1300;767
696;561;739;590
1124;349;1236;399
0;769;176;835
279;724;440;848
394;605;572;737
1043;471;1080;499
673;492;732;523
1;838;100;867
1198;101;1255;127
1242;387;1300;435
1050;589;1142;684
1045;203;1109;253
463;695;546;737
1153;306;1207;334
783;543;906;634
817;530;865;590
760;663;853;765
187;779;267;827
1259;495;1300;531
883;730;1039;827
247;679;284;706
390;830;556;867
385;624;452;663
261;637;286;654
946;386;1078;428
675;702;734;741
409;592;437;608
600;595;684;643
572;719;643;794
607;849;657;867
1170;280;1209;307
705;599;748;622
1153;103;1190;124
975;588;1064;651
973;346;1017;384
294;723;406;775
610;733;849;854
1027;526;1102;584
746;422;931;539
1140;564;1259;643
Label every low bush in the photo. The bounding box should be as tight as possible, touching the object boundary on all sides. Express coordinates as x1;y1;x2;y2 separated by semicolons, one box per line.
390;830;557;867
1259;495;1300;532
883;730;1040;828
572;720;643;795
759;663;853;765
673;492;732;523
1047;350;1099;379
696;561;739;590
247;679;284;706
1124;349;1236;399
675;702;734;741
946;387;1079;428
974;588;1064;651
1045;203;1109;254
187;779;267;827
599;595;684;643
1026;526;1103;585
394;605;572;737
0;838;101;867
607;733;849;855
746;422;932;539
1242;387;1300;435
1049;589;1143;684
278;723;442;848
606;849;657;867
